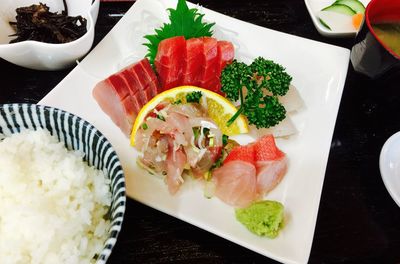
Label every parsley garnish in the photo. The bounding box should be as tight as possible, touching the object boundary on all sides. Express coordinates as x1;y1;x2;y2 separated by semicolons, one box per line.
186;91;202;103
143;0;215;65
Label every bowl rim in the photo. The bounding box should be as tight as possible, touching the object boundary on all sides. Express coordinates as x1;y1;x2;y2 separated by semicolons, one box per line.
0;0;99;48
0;102;126;263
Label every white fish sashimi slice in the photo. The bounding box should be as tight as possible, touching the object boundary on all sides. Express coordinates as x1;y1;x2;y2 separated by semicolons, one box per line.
278;84;304;113
250;115;297;138
318;11;356;32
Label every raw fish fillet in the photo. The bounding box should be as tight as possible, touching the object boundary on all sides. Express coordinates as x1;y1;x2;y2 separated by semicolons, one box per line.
166;142;187;195
182;38;204;87
212;135;287;207
92;75;136;136
92;58;160;136
155;36;186;90
202;40;234;92
253;135;287;196
212;160;258;208
199;37;218;91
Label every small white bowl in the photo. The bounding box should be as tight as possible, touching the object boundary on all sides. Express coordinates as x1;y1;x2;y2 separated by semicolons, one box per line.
0;103;126;263
379;131;400;207
0;0;99;70
304;0;370;38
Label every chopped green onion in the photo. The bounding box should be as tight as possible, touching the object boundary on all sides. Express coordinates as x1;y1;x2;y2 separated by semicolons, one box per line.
142;123;148;130
209;137;214;147
222;134;229;146
156;114;165;121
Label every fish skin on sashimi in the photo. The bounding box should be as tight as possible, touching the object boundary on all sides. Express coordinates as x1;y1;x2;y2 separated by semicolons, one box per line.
253;135;287;195
212;135;287;207
223;144;255;165
155;36;186;90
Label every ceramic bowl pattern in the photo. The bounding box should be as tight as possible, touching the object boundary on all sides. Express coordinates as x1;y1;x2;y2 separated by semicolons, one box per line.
0;103;126;263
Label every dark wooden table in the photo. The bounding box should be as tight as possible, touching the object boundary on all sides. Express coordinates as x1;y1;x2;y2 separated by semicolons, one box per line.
2;1;400;263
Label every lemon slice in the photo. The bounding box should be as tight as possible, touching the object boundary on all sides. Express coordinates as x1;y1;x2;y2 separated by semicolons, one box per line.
130;86;248;146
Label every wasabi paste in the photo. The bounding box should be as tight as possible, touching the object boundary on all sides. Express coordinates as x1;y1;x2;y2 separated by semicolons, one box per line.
235;200;284;238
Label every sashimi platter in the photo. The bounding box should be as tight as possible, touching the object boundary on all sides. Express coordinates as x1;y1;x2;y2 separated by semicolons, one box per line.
40;0;350;263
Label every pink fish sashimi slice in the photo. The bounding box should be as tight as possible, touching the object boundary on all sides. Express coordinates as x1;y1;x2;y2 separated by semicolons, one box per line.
254;135;287;196
181;38;204;87
199;37;218;90
212;160;258;208
92;75;137;136
202;40;235;93
155;36;186;90
166;139;187;195
256;158;287;196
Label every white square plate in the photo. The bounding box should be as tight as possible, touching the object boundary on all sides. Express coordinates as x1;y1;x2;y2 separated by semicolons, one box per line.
40;0;350;263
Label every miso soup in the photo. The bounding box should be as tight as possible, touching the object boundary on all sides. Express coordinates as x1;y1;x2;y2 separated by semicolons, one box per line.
372;22;400;56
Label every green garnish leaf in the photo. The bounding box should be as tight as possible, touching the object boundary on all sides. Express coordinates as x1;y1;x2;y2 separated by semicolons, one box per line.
143;0;215;65
186;91;203;103
142;123;148;130
173;99;182;105
221;57;291;128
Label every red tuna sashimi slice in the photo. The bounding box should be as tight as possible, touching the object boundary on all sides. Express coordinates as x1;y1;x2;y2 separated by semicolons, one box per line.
181;38;204;86
92;75;137;136
155;36;186;90
199;37;218;90
254;135;287;195
212;160;258;208
201;40;234;93
217;40;235;70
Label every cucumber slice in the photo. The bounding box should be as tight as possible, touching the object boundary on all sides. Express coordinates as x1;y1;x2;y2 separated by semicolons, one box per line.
319;18;331;30
334;0;365;14
318;11;356;32
322;3;356;16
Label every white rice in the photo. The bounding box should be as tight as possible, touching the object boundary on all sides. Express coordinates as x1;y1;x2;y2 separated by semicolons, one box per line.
0;129;111;264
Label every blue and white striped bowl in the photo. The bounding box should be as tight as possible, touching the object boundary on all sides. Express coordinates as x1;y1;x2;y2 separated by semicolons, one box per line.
0;103;126;263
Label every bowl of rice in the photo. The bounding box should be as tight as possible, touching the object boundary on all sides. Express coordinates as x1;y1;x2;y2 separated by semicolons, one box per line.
0;103;126;263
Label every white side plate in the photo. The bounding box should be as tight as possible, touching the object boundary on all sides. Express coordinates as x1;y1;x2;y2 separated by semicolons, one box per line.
380;132;400;207
40;0;350;263
304;0;370;38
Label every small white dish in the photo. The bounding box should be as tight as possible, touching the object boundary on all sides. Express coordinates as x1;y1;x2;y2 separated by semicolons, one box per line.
0;0;99;70
304;0;370;38
379;132;400;207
